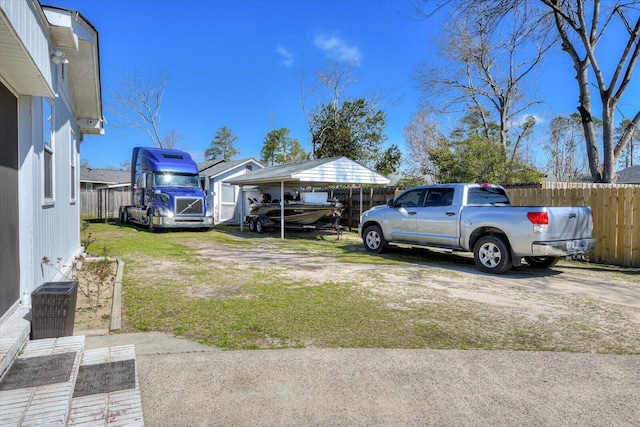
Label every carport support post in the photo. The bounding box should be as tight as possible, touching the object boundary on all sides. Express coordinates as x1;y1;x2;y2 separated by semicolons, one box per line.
360;186;364;226
280;181;285;239
239;185;244;231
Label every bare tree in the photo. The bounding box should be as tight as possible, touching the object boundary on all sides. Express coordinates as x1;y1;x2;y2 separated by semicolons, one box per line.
457;0;640;182
544;114;590;181
403;110;446;182
541;0;640;182
298;62;360;158
108;70;171;148
416;2;554;156
162;128;184;149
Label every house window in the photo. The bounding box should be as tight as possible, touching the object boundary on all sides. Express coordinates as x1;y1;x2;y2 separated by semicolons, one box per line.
221;184;235;203
43;98;54;201
70;130;76;201
246;164;253;172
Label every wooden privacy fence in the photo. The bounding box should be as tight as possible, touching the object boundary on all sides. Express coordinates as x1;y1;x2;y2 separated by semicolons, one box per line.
81;190;129;219
506;182;640;268
329;187;399;230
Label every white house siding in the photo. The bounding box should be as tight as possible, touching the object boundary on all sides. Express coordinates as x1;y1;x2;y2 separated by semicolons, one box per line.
207;162;263;224
2;0;83;312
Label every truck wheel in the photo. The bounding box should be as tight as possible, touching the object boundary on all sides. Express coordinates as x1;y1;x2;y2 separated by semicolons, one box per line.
119;208;127;224
249;218;256;232
524;256;560;268
256;219;265;234
363;225;387;254
473;235;512;274
147;210;156;233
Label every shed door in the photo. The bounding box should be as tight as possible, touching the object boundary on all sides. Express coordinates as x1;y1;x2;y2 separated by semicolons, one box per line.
0;81;20;317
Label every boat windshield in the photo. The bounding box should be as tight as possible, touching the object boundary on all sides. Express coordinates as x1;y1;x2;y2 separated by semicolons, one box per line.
154;173;200;188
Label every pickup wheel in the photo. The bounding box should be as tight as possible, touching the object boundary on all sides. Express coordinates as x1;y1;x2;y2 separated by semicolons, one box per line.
248;218;257;232
473;235;512;274
524;256;560;268
363;225;387;254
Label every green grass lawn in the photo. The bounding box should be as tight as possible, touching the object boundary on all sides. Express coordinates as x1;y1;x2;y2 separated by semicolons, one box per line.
82;220;640;353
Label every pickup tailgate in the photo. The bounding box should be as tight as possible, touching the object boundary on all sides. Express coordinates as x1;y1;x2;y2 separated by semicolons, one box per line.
545;207;593;240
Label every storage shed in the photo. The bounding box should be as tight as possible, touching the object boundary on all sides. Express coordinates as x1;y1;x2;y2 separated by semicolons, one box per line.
224;157;390;238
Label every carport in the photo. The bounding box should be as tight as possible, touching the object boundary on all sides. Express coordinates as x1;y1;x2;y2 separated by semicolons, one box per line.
224;157;390;238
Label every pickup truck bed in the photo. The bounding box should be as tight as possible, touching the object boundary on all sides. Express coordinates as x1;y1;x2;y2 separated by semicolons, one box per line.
358;183;596;274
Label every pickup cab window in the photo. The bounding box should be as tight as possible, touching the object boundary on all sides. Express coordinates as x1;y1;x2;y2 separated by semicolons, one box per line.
394;188;425;208
467;187;510;205
424;188;455;207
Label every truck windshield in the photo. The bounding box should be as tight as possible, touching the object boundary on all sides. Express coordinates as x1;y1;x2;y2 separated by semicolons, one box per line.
154;173;199;188
467;187;511;205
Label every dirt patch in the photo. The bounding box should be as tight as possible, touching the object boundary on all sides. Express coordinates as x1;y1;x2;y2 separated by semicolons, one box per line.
74;258;117;332
186;233;640;327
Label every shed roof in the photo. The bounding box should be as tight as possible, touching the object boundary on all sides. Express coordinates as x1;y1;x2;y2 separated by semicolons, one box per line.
224;157;390;186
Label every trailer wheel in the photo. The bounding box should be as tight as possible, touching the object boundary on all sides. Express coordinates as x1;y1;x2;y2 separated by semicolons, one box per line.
256;218;265;234
249;218;257;232
473;235;512;274
524;256;560;268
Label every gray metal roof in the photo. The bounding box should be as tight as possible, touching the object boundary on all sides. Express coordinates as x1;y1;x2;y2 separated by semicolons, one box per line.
80;167;129;184
224;157;390;186
616;165;640;184
198;158;264;178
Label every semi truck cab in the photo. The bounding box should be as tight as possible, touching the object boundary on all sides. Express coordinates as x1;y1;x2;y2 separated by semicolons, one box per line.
119;147;214;231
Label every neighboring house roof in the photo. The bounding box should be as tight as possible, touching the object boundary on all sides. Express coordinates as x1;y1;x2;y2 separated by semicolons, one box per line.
616;165;640;184
197;158;226;175
80;166;129;185
198;158;264;179
224;157;390;186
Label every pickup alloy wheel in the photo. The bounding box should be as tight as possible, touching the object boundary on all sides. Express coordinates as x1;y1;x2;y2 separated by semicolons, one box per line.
363;225;387;254
473;235;512;274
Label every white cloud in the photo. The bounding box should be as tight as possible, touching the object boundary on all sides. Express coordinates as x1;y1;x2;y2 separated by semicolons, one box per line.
313;34;362;65
276;45;294;67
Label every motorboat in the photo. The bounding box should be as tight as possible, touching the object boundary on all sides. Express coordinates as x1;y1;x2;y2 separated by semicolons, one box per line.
247;191;343;226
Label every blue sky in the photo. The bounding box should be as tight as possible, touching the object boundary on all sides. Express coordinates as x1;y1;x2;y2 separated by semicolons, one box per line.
50;0;636;170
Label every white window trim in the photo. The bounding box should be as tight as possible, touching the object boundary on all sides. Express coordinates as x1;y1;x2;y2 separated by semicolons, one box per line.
43;98;55;205
70;129;77;203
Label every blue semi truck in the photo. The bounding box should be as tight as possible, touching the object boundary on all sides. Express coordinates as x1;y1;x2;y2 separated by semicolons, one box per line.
118;147;214;231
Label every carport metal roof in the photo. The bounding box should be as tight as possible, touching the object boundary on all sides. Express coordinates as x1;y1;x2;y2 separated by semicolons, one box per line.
224;157;390;238
225;157;390;186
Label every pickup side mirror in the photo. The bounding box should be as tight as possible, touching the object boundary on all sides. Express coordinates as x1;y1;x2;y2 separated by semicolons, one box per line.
153;189;161;195
386;199;395;207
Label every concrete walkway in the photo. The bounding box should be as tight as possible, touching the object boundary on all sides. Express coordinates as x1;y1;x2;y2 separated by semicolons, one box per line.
86;332;640;427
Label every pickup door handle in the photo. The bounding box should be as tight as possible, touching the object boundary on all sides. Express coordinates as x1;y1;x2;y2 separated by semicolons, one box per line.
408;211;417;215
446;211;456;216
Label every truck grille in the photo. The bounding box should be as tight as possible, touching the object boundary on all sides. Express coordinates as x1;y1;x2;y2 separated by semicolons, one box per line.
175;197;204;215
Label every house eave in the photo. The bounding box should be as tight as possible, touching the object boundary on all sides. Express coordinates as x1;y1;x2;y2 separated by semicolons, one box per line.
43;6;104;137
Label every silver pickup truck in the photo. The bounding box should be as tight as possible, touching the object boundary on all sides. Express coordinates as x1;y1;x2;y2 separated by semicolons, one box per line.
358;183;596;274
